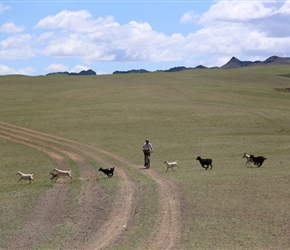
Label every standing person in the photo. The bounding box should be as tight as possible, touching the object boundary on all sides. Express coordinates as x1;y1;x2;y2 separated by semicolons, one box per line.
143;139;153;167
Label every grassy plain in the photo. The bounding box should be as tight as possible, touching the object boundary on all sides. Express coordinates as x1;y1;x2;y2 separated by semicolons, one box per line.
1;65;290;249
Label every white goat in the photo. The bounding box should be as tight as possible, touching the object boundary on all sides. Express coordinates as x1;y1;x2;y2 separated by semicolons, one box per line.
243;153;254;166
16;171;34;184
164;160;179;172
52;167;73;179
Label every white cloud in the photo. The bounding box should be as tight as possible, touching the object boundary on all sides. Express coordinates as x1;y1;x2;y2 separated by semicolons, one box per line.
0;22;24;33
0;3;9;14
35;10;92;30
70;64;90;73
277;1;290;15
35;10;119;33
0;64;34;75
180;11;200;24
3;1;290;73
198;1;290;37
45;63;91;73
37;32;54;42
0;34;36;60
200;1;275;23
185;0;290;61
1;34;32;49
30;4;290;69
35;10;183;63
45;63;68;72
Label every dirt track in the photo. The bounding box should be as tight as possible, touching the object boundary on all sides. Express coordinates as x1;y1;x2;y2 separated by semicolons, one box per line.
0;121;183;250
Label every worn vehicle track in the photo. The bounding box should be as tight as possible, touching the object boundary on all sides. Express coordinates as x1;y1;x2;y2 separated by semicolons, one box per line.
0;121;183;249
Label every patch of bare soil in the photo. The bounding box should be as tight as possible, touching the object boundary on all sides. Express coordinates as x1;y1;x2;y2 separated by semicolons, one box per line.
0;133;71;250
92;152;184;249
0;122;184;250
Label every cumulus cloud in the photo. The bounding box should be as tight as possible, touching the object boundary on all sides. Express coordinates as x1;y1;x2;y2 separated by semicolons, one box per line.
0;34;36;60
0;22;24;33
35;10;183;63
45;63;68;72
2;1;290;73
45;63;91;74
200;1;276;23
199;1;290;37
70;64;90;73
0;65;34;75
35;10;119;33
278;1;290;15
0;3;9;14
180;11;200;24
184;0;290;62
34;2;290;67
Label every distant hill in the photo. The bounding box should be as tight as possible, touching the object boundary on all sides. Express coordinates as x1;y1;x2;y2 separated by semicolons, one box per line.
221;55;290;69
45;56;290;76
112;65;207;74
163;66;192;72
112;69;150;74
112;55;290;74
263;55;290;65
46;69;96;76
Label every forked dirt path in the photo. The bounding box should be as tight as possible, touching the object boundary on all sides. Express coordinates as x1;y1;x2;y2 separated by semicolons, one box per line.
93;150;183;249
0;124;137;250
0;121;183;250
0;133;71;250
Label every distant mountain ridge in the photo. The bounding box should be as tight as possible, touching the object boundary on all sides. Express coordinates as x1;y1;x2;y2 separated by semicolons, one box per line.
45;56;290;76
112;65;204;74
46;69;96;76
221;55;290;69
112;55;290;74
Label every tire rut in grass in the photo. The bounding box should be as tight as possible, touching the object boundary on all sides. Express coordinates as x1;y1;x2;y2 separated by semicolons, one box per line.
0;133;70;250
0;123;137;250
73;147;184;249
0;122;183;249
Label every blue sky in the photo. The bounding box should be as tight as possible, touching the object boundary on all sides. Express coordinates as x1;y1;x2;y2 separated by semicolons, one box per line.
1;1;290;75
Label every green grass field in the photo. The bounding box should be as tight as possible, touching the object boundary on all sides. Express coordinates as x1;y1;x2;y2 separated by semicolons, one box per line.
1;65;290;249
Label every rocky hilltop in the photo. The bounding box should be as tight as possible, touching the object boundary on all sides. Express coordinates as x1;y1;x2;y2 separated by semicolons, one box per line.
46;69;96;76
112;55;290;74
45;56;290;76
221;55;290;69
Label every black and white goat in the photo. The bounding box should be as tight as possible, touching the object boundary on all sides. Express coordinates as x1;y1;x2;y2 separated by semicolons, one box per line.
243;153;254;166
250;155;267;167
196;156;213;170
99;167;115;178
50;171;58;181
